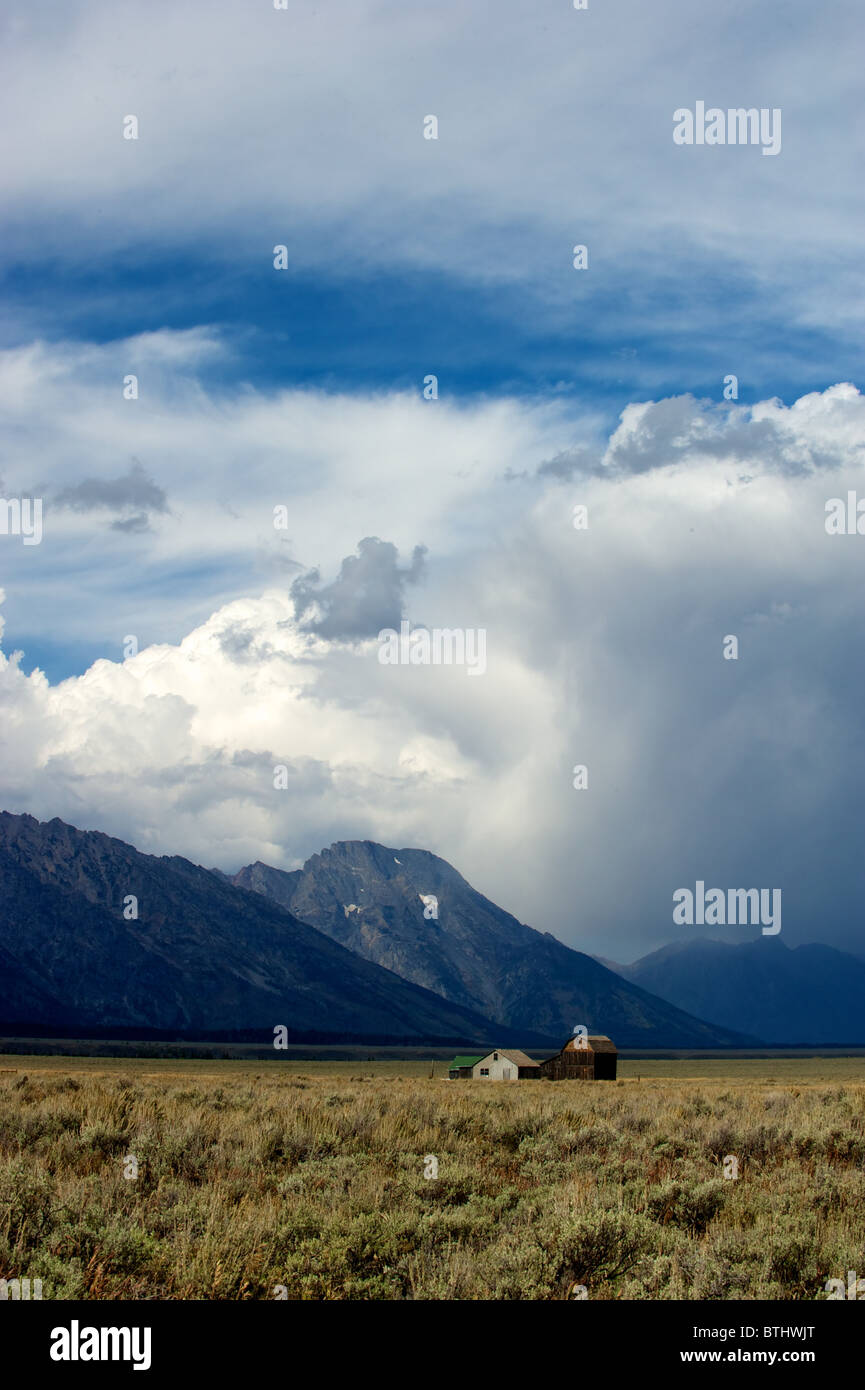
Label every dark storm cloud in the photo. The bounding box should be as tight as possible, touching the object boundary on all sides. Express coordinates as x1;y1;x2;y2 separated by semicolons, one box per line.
54;461;169;524
290;537;427;640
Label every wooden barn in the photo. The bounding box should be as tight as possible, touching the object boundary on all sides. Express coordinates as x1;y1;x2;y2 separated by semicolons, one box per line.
538;1035;617;1081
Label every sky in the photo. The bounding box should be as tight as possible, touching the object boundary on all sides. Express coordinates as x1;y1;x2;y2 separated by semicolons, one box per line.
1;0;864;963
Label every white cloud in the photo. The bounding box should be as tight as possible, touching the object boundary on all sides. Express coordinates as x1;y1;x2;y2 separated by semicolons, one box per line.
2;0;863;327
0;329;584;649
3;369;865;960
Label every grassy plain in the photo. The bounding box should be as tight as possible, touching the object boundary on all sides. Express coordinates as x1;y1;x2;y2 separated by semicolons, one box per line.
2;1054;864;1300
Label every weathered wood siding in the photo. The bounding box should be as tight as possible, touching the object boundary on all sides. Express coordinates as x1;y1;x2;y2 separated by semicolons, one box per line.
538;1036;617;1081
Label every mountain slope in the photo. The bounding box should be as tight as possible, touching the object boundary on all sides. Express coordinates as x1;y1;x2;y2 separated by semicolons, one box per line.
609;937;865;1044
0;812;543;1043
233;841;758;1047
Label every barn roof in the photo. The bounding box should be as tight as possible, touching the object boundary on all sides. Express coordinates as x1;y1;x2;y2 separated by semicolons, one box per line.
542;1034;617;1061
448;1055;484;1069
472;1048;540;1068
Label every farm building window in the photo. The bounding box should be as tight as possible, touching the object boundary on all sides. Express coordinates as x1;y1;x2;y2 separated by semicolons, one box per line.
493;1053;499;1061
480;1068;489;1076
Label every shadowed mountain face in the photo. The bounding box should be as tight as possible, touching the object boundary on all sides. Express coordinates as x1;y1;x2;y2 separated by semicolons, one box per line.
605;937;865;1045
232;842;758;1047
0;812;544;1044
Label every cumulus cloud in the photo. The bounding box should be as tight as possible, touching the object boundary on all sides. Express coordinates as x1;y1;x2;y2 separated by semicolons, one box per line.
537;387;865;480
601;389;865;479
3;376;865;963
291;538;427;639
0;590;489;871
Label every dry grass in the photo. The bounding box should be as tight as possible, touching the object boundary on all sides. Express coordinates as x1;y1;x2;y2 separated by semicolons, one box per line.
1;1060;864;1300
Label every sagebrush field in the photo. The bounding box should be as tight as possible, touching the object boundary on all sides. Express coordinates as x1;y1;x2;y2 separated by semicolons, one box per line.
2;1057;864;1300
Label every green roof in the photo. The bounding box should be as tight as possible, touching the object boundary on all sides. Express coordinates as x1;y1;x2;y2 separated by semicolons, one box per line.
448;1055;484;1069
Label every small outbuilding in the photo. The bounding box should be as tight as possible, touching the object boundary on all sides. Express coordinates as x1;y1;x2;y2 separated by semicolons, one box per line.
538;1035;617;1081
447;1054;484;1079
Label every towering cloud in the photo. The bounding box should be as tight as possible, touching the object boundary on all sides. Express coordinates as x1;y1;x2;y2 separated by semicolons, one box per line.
2;376;864;963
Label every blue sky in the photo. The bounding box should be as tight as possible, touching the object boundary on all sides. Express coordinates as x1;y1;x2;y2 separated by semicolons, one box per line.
1;0;862;428
1;0;864;961
4;246;861;417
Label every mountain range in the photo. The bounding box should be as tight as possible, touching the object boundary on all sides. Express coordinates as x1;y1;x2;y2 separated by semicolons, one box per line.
602;937;865;1045
0;812;524;1044
232;842;755;1046
0;808;757;1047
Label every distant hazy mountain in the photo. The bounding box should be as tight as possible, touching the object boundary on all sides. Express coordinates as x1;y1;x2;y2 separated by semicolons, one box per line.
233;841;758;1047
605;937;865;1044
0;811;542;1044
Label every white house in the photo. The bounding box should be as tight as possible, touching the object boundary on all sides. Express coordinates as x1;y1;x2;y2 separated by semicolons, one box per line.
469;1049;539;1080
